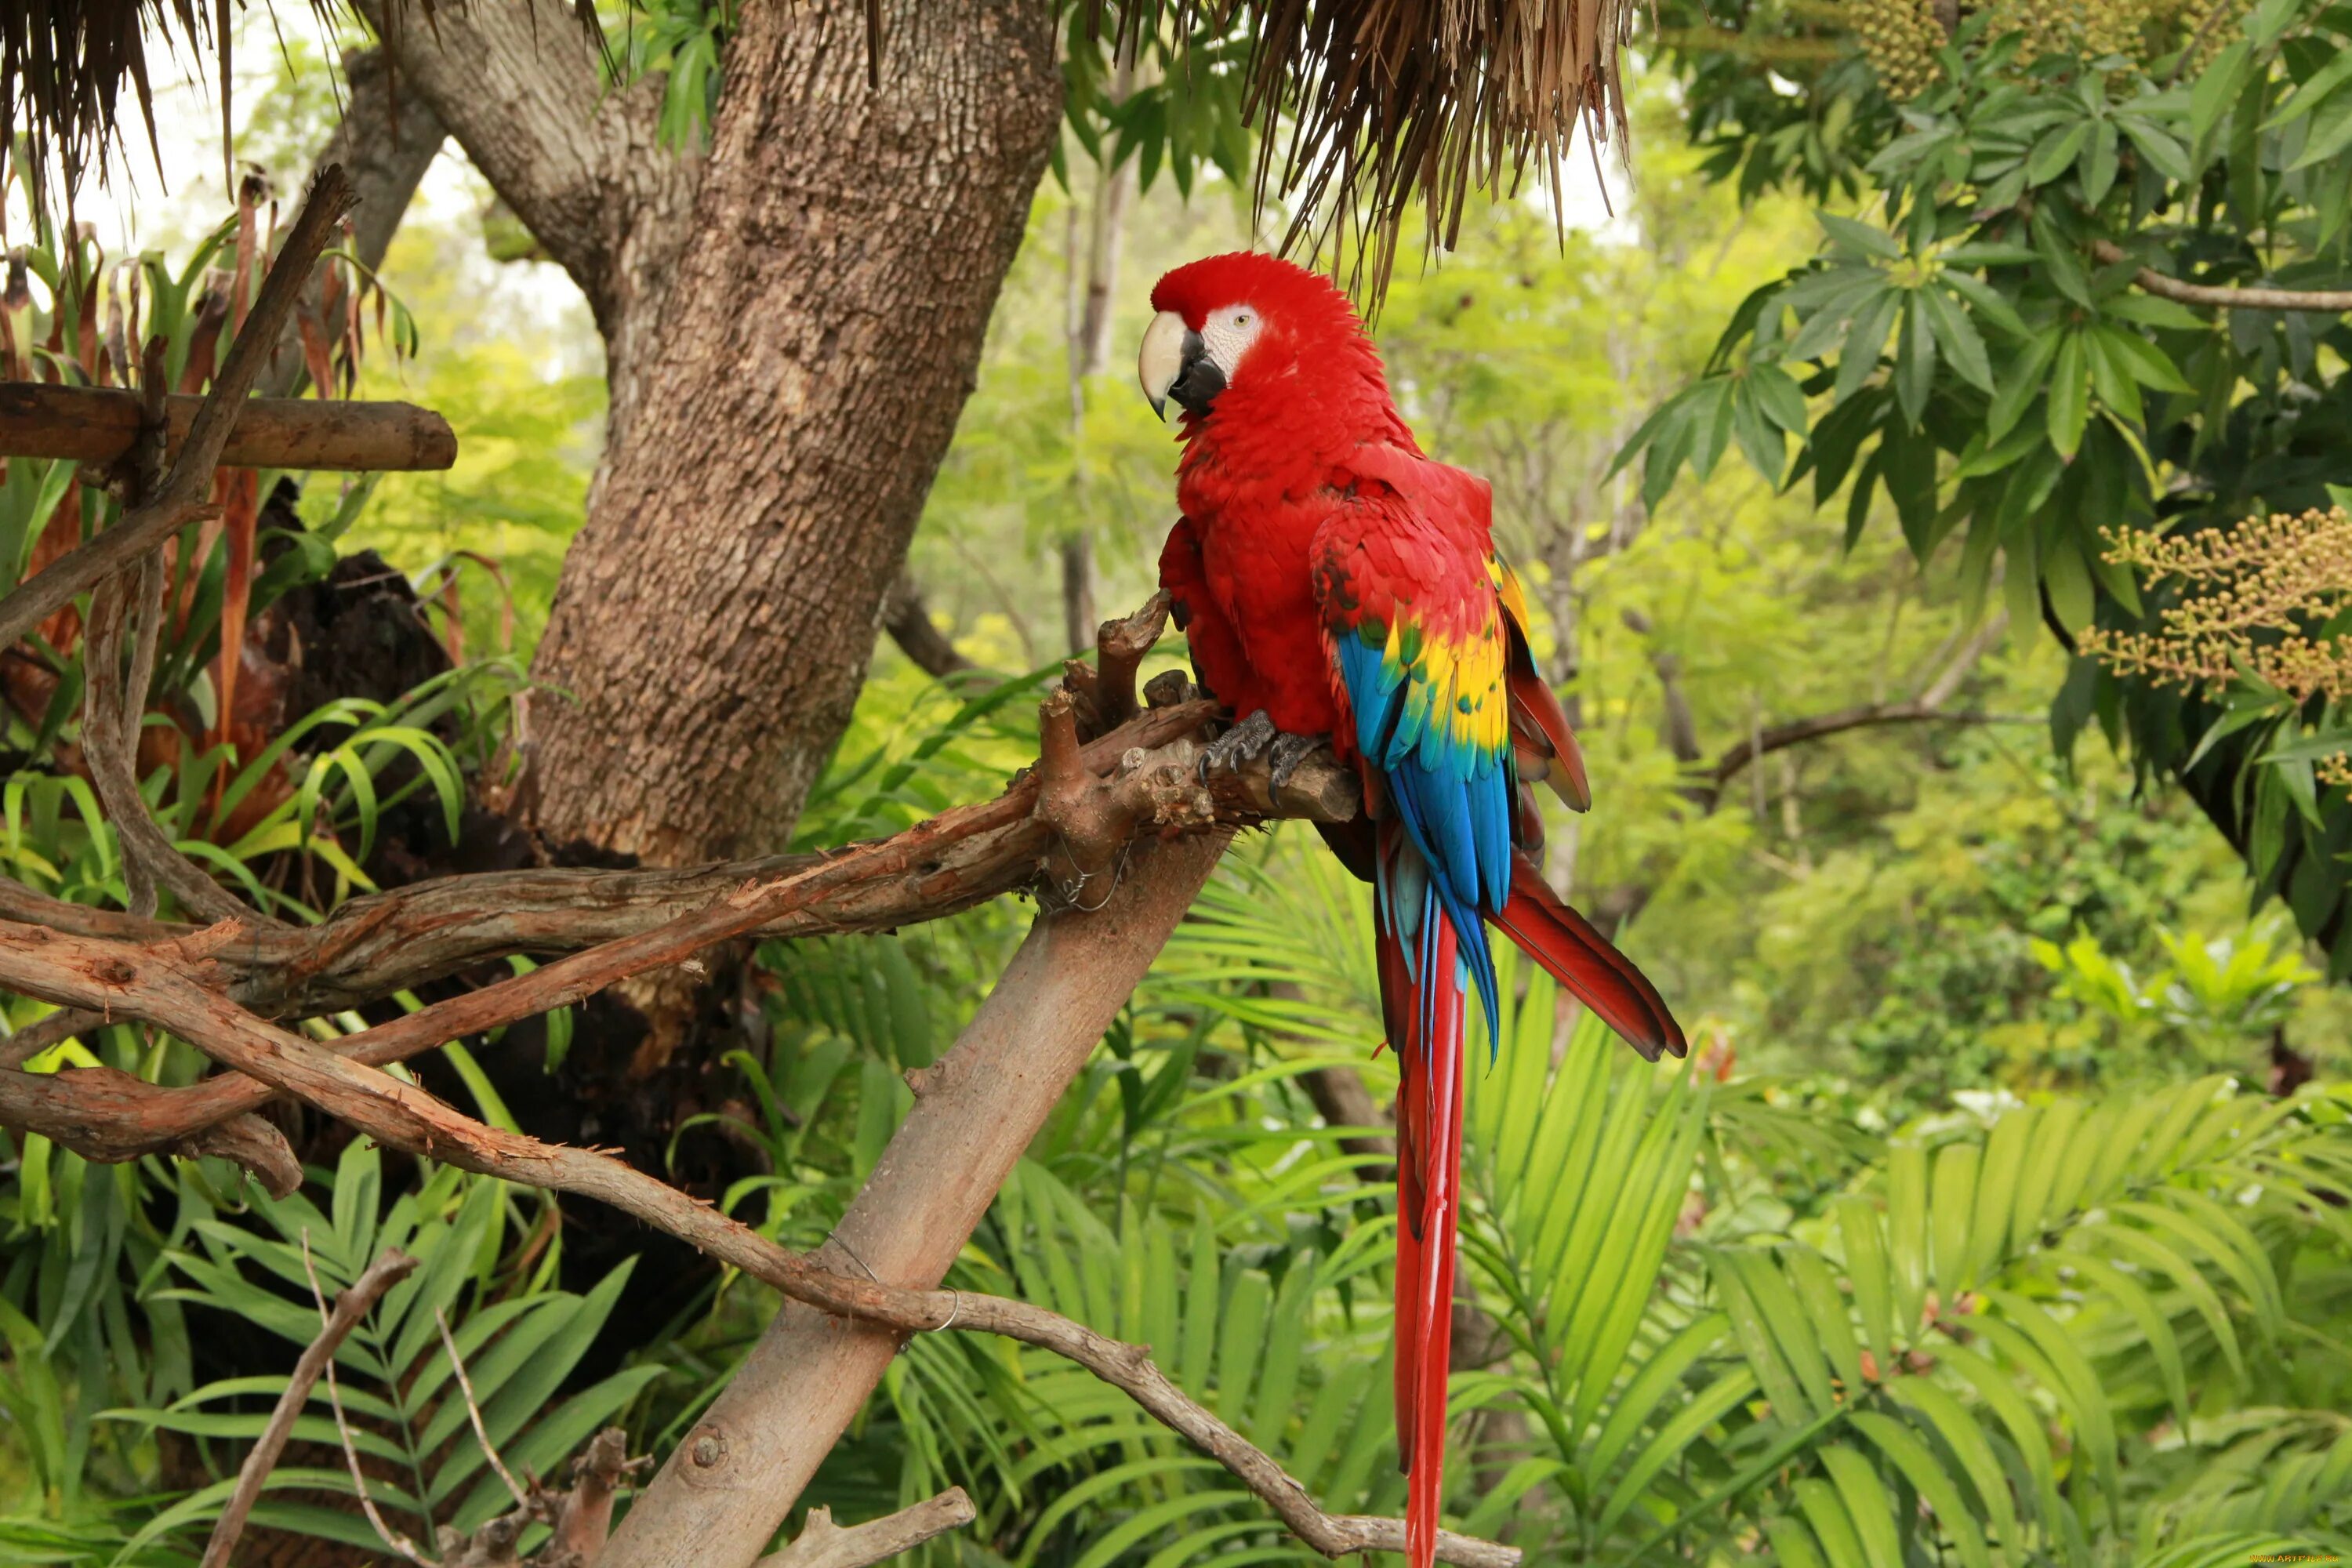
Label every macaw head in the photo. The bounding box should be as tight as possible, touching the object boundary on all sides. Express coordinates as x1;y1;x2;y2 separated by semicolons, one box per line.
1136;252;1374;423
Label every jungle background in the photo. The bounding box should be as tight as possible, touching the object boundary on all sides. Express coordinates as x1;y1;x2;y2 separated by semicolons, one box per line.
5;0;2352;1564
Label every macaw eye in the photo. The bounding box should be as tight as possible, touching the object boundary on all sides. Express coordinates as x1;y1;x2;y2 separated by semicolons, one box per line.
1234;311;1252;327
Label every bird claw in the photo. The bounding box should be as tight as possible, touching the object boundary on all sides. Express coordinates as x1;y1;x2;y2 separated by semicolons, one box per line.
1196;709;1279;783
1267;731;1326;794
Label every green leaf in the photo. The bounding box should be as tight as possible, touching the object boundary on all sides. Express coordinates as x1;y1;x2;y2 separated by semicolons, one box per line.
2120;118;2194;182
1893;293;1936;427
2288;90;2352;170
1849;1414;1993;1568
2048;332;2091;459
2086;328;2144;426
1886;1379;2027;1558
1989;328;2061;441
2027;120;2092;187
2083;118;2120;204
1750;364;1813;435
2264;45;2352;129
1921;286;1994;392
1821;1442;1910;1568
1818;212;1905;261
1835;289;1902;407
2094;323;2193;391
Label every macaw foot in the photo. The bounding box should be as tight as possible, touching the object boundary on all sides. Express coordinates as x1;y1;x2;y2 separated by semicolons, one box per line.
1196;710;1329;792
1268;730;1327;793
1196;709;1278;782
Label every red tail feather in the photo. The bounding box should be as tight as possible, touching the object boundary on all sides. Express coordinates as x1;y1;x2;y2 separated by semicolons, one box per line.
1494;856;1688;1062
1378;852;1469;1568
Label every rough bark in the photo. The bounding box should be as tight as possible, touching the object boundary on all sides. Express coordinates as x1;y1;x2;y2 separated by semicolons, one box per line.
600;833;1230;1568
371;0;1061;869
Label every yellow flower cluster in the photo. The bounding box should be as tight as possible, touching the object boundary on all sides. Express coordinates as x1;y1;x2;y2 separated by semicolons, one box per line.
1850;0;1947;98
2082;507;2352;782
1974;0;2244;67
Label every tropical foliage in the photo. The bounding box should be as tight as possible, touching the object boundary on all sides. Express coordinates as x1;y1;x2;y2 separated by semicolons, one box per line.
1631;0;2352;971
2;5;2349;1566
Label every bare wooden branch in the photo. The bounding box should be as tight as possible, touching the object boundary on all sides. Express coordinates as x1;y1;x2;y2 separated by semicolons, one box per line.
0;712;1355;1179
1620;608;1703;767
200;1245;418;1568
1701;612;2012;799
0;903;1515;1568
880;572;980;681
538;1429;644;1567
753;1491;975;1568
1094;589;1170;732
2092;239;2352;313
0;164;358;653
0;386;458;471
2;691;1352;1013
0;1006;105;1069
81;570;269;925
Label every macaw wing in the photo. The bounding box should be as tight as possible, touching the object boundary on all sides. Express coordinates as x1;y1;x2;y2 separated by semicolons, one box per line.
1313;498;1515;1031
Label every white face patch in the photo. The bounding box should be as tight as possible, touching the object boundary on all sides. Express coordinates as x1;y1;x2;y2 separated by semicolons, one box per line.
1198;304;1265;382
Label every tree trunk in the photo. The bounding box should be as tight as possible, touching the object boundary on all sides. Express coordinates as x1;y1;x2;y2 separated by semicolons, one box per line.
524;2;1061;867
363;0;1059;873
601;833;1232;1568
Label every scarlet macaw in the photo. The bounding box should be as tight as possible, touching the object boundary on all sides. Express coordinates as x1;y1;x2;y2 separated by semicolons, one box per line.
1136;252;1687;1567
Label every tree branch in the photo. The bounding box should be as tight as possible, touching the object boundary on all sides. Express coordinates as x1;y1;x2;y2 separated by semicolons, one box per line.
2092;239;2352;313
1692;613;2012;808
198;1247;419;1568
0;387;458;470
754;1491;976;1568
81;522;266;927
1620;608;1701;765
0;688;1354;1025
0;164;355;654
880;572;978;680
350;0;698;406
0;601;1500;1567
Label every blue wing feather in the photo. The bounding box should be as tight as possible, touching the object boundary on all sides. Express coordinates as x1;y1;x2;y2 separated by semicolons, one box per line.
1331;619;1508;1050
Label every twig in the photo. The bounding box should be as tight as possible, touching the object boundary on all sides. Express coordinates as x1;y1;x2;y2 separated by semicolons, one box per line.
2092;238;2352;313
753;1490;975;1568
81;565;263;925
1092;588;1171;733
437;1306;529;1509
0;165;355;653
299;1234;438;1566
538;1429;644;1567
880;572;981;681
201;1244;418;1568
0;1006;106;1068
1697;612;2011;807
0;913;1515;1567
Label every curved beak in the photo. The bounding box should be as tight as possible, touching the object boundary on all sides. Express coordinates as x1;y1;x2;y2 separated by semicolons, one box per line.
1138;310;1189;421
1137;310;1226;422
